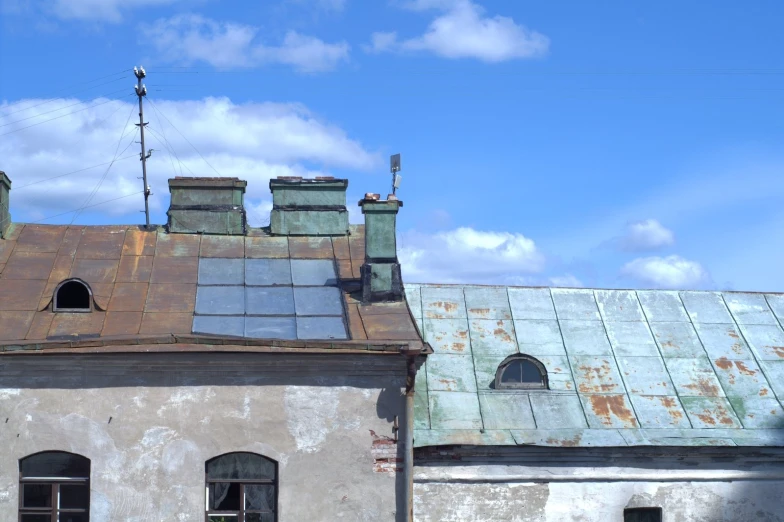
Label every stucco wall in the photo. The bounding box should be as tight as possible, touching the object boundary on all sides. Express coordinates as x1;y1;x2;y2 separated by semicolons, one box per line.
414;450;784;522
0;352;407;522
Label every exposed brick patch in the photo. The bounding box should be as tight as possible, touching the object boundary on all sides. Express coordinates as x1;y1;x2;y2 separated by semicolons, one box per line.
370;429;402;473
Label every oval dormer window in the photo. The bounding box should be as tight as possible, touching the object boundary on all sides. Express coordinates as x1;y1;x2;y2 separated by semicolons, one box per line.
53;279;92;312
495;354;548;390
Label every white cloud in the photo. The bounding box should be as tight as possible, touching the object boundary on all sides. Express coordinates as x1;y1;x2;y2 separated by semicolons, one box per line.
289;0;346;11
549;274;583;288
399;227;545;284
621;255;710;289
143;14;350;73
44;0;178;23
368;0;548;62
0;96;377;226
614;218;675;252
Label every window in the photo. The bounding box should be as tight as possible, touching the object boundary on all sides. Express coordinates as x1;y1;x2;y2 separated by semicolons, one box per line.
19;451;90;522
495;354;548;390
206;452;278;522
624;507;662;522
53;279;92;312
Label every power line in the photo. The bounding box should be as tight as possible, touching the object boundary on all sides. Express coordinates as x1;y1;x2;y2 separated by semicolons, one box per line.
69;105;137;224
10;155;138;191
0;94;135;137
145;126;196;177
0;87;130;128
147;96;222;176
31;191;144;224
2;76;131;117
1;69;131;110
148;99;186;176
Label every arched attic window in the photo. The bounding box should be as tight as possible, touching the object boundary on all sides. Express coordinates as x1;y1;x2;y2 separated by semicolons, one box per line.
495;354;548;390
53;279;92;312
206;452;278;521
19;451;91;521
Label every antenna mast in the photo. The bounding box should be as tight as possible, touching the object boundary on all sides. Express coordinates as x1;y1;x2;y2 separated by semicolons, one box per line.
134;66;152;228
390;153;401;195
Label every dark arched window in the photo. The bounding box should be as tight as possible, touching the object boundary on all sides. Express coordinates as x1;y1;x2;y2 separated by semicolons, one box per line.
495;355;548;390
19;451;90;521
206;452;277;521
53;279;92;312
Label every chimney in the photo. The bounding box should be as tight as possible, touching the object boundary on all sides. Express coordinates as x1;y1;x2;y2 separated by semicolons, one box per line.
0;171;10;239
269;177;349;236
358;193;403;302
167;177;247;235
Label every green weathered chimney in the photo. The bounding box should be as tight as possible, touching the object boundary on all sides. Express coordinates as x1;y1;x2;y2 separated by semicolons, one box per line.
269;177;349;236
0;171;11;239
167;177;247;235
359;194;404;302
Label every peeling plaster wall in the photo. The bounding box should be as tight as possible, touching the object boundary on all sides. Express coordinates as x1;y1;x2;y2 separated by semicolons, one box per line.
415;462;784;522
0;353;407;522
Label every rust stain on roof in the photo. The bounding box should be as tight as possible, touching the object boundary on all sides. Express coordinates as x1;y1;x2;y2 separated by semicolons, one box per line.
714;357;732;370
734;361;757;376
587;394;638;428
545;434;582;447
683;378;721;397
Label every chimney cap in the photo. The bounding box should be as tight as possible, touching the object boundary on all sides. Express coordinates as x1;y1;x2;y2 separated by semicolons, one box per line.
168;177;247;189
269;177;348;189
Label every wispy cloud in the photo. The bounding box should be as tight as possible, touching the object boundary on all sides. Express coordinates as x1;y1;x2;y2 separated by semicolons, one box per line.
14;0;182;23
367;0;549;62
620;255;711;289
288;0;347;11
0;96;377;225
607;218;675;252
142;14;350;73
399;227;545;284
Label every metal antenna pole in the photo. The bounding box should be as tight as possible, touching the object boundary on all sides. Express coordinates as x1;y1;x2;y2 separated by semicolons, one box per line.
134;66;152;228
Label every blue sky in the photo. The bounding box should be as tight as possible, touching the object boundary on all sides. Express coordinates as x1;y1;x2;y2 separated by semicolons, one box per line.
1;0;784;291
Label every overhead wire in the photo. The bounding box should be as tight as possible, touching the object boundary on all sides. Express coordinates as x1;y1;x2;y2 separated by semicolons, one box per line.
0;87;131;128
31;191;144;224
0;94;135;137
2;76;131;117
69;105;137;224
147;100;185;177
10;155;139;191
147;96;222;176
1;69;131;110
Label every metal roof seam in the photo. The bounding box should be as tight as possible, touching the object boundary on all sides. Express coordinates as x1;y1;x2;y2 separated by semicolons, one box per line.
465;286;487;432
549;287;590;428
593;288;641;429
632;289;693;429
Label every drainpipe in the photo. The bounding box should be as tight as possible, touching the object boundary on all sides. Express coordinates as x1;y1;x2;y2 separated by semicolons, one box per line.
404;355;417;522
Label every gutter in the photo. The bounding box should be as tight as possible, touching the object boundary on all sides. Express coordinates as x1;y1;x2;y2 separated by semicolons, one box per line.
400;345;429;522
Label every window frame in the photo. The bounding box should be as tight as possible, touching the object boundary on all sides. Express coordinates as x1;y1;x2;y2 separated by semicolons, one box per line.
205;452;278;522
18;451;90;522
494;354;549;390
52;278;93;313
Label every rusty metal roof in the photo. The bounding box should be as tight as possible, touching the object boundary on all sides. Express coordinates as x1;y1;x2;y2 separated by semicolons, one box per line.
407;284;784;448
0;223;421;346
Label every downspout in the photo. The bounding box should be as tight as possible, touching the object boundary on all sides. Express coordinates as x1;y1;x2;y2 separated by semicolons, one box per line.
404;355;417;522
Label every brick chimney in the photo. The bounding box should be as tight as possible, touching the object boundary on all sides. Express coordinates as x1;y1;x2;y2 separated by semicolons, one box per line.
358;193;403;302
269;177;349;236
0;171;10;239
167;177;247;235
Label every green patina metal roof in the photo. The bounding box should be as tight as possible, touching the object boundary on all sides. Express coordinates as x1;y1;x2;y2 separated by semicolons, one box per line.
406;284;784;448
